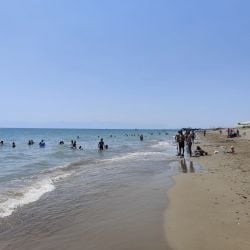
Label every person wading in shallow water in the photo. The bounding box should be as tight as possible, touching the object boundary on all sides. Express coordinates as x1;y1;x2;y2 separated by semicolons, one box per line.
186;132;193;157
178;131;185;157
98;138;104;150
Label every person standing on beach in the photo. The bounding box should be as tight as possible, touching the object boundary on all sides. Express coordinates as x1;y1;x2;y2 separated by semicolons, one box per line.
178;131;185;157
186;133;193;157
191;130;195;144
204;130;206;136
175;133;180;155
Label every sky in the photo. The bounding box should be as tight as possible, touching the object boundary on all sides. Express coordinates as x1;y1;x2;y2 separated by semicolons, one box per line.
0;0;249;129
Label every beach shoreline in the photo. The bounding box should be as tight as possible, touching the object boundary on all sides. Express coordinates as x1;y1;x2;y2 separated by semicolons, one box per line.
0;129;177;250
165;128;250;250
0;162;175;250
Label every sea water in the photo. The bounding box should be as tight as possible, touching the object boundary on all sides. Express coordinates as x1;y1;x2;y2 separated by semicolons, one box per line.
0;128;183;250
0;128;177;219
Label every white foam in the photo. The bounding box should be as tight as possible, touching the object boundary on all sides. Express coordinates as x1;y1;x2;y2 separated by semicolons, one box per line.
0;171;74;218
0;178;55;218
104;151;168;163
52;172;72;181
151;141;171;149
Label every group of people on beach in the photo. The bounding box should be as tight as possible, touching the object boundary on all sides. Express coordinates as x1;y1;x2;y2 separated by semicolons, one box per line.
227;128;240;138
175;130;195;157
175;129;207;157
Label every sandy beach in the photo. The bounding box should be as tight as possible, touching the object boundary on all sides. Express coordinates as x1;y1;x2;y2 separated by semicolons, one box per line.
165;128;250;250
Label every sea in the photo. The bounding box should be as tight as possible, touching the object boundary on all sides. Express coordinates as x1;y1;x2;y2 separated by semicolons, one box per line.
0;128;180;250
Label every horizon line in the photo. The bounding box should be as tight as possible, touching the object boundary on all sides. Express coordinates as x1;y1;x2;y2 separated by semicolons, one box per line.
0;127;179;130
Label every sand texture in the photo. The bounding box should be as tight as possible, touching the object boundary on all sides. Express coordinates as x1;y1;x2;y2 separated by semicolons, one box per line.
165;128;250;250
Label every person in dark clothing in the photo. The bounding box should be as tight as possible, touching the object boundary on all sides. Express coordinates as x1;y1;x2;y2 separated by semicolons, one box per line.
191;131;195;143
98;138;104;150
72;141;77;149
39;140;45;147
178;131;185;157
186;133;193;157
194;146;208;156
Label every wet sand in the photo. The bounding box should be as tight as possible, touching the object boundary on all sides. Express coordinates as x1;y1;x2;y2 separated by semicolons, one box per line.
165;128;250;250
0;161;176;250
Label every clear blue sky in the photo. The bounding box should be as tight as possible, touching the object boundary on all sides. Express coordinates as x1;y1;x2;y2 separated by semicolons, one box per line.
0;0;249;129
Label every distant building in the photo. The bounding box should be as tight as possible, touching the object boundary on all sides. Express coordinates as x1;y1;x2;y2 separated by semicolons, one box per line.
237;121;250;128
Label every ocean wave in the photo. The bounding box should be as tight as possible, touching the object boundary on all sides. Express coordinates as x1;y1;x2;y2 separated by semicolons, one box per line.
40;150;171;177
0;178;54;218
103;151;169;163
0;139;176;218
52;159;96;172
150;140;172;149
0;172;73;218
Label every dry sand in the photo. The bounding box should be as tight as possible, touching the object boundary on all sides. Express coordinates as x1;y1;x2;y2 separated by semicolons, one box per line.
165;128;250;250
